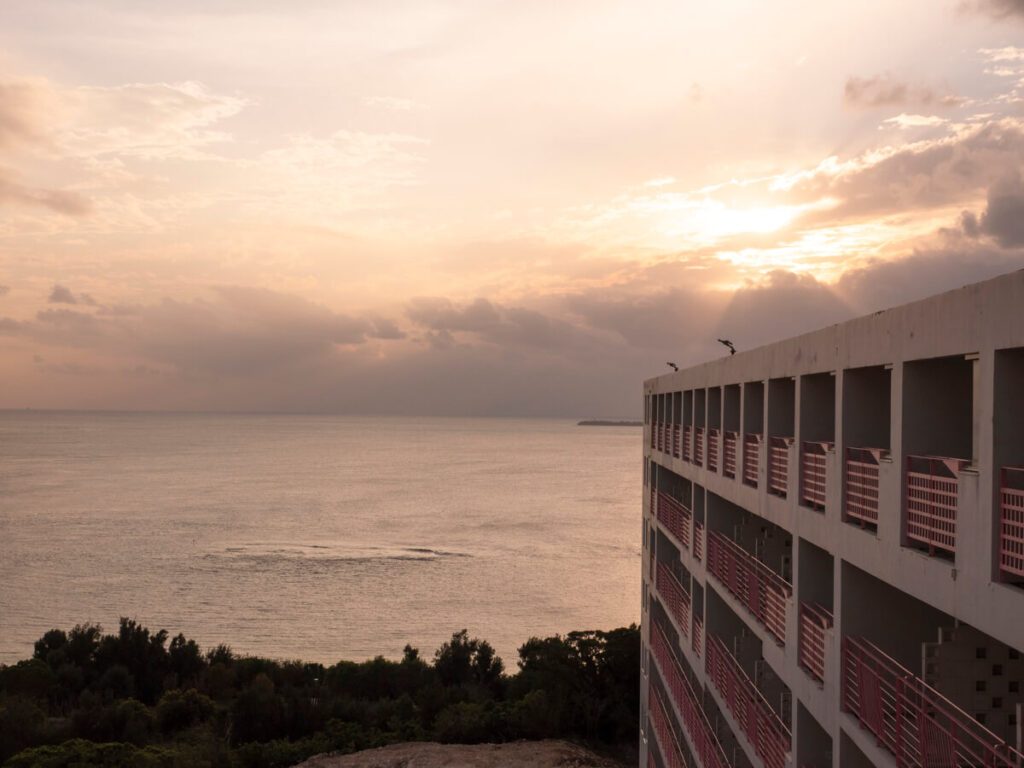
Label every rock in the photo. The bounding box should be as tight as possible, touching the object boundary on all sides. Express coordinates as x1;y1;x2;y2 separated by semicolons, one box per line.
292;740;630;768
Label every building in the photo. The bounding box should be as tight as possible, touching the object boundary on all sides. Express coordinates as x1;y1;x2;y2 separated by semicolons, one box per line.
639;269;1024;768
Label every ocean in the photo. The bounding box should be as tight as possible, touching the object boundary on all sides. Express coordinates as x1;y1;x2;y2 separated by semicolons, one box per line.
0;412;641;667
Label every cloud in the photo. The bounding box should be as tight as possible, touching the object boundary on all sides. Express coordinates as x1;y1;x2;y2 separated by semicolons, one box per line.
844;74;960;109
883;114;948;129
62;80;249;160
48;285;78;304
978;172;1024;247
784;119;1024;220
0;79;50;149
0;166;92;215
0;286;9;297
363;96;419;111
969;0;1024;19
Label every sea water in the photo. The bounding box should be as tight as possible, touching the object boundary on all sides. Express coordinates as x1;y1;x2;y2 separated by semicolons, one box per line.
0;413;640;666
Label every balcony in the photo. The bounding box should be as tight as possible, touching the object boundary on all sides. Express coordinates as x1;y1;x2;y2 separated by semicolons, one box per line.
768;436;793;497
798;602;832;684
649;684;690;768
705;633;791;768
684;425;693;463
708;427;720;472
656;561;691;637
651;622;731;768
1000;466;1024;583
656;490;692;550
672;423;681;459
651;421;657;449
800;441;831;511
724;431;738;478
692;614;703;658
905;455;969;558
693;519;704;563
744;433;762;488
845;447;886;528
842;635;1024;768
706;531;791;645
695;426;705;467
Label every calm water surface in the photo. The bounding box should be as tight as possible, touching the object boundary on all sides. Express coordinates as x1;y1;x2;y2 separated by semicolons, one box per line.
0;413;641;666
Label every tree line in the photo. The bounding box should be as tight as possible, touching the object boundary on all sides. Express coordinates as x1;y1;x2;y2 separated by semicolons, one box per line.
0;618;638;767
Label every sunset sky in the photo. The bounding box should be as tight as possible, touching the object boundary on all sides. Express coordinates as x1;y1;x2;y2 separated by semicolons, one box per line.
1;0;1023;415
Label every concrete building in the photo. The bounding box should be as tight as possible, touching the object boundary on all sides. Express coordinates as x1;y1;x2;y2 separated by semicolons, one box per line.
639;270;1024;768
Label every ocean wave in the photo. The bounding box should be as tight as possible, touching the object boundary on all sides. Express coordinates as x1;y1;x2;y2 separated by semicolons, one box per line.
203;542;471;565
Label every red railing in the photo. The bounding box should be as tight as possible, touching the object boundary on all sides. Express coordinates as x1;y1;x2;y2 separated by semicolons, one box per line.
800;441;831;511
692;614;703;658
708;428;720;472
651;623;731;768
845;447;886;527
905;455;969;557
693;519;704;562
684;425;693;463
842;635;1024;768
649;684;690;768
673;423;681;459
651;421;657;449
657;490;692;550
724;431;738;478
656;561;691;637
798;602;832;684
694;426;705;467
705;634;791;768
743;433;762;487
706;530;791;645
768;436;793;497
1000;467;1024;582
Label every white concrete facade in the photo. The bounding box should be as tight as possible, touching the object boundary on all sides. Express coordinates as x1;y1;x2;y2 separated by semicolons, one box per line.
639;269;1024;768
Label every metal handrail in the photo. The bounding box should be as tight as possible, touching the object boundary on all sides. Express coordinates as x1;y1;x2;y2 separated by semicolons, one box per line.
798;602;832;683
800;441;832;511
768;436;793;497
842;635;1024;768
905;454;969;557
1000;466;1024;581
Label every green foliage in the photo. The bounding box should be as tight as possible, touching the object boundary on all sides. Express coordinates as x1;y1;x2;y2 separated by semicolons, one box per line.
1;620;640;768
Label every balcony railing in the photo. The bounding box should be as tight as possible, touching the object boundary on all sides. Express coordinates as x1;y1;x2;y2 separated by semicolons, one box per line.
798;602;832;684
842;635;1024;768
692;614;703;658
768;436;793;497
1000;466;1024;582
672;423;681;459
708;427;720;472
800;441;831;511
656;561;691;637
693;519;704;562
657;490;692;550
706;530;791;645
705;634;791;768
845;446;886;528
651;623;731;768
743;433;762;487
905;455;969;557
694;426;705;467
724;431;738;478
651;421;656;449
684;425;693;463
649;684;689;768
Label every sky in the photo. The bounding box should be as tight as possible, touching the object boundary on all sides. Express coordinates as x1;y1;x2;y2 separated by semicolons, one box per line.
1;0;1023;416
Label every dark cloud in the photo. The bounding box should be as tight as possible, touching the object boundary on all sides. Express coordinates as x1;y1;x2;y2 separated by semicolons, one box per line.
844;74;960;109
0;167;93;216
979;172;1024;247
406;297;584;350
48;285;78;304
970;0;1024;18
792;121;1024;221
836;247;1024;313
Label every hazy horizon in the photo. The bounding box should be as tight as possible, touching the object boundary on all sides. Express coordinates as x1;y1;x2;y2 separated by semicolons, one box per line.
2;1;1024;416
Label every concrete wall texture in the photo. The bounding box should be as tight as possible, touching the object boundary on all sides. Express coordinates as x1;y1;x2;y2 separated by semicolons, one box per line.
639;268;1024;768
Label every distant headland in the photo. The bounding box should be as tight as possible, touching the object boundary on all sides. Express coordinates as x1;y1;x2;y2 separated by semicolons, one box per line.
577;420;642;427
